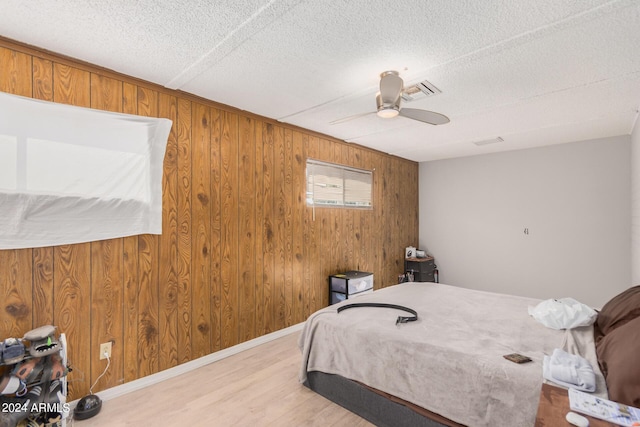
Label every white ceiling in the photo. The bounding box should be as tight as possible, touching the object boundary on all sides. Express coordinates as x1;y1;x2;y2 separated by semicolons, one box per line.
1;0;639;162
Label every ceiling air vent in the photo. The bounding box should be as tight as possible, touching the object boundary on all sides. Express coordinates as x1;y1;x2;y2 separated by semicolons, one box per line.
473;137;504;146
401;80;442;102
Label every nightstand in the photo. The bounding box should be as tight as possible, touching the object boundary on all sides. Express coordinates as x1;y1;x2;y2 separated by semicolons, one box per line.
404;256;436;282
535;383;616;426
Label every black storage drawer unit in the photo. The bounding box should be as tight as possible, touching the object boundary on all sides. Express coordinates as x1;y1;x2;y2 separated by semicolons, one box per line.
404;257;436;282
329;271;374;305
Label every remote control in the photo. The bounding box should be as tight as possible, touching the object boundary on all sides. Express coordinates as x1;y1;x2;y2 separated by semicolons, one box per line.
566;412;589;427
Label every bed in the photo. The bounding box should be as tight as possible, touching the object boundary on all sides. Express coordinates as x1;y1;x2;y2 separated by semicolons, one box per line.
298;282;640;427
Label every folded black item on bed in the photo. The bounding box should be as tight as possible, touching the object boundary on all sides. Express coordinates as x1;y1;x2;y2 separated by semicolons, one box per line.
337;302;418;325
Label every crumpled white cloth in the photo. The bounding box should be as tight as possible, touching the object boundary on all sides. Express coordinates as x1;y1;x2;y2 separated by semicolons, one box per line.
543;348;596;392
528;298;597;330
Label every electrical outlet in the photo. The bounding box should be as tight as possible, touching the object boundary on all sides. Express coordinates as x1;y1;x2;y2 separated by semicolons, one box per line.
99;342;112;360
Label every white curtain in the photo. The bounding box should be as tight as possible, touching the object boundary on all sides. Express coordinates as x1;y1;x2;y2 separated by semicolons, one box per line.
0;91;172;249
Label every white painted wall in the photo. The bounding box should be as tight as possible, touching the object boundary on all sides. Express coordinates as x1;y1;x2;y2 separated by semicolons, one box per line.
419;136;630;308
632;115;640;284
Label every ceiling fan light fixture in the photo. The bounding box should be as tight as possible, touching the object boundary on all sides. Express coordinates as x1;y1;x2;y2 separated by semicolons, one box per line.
377;108;399;118
330;71;449;126
376;91;401;119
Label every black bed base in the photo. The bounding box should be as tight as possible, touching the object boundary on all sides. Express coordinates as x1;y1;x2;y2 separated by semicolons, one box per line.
304;371;448;427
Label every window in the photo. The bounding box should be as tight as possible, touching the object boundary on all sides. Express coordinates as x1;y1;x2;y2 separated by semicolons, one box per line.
0;91;172;249
306;159;372;208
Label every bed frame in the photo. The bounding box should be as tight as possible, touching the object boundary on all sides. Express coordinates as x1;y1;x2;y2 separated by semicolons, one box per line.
304;371;463;427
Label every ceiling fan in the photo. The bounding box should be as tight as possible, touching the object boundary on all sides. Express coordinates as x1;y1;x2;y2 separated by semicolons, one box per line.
331;70;450;125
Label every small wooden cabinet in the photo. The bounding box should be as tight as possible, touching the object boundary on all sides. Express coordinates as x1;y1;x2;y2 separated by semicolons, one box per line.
404;257;436;282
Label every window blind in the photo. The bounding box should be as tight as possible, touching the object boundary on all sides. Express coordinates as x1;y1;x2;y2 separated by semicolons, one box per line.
306;159;372;209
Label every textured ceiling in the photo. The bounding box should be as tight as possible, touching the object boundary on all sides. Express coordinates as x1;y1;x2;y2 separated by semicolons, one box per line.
1;0;639;161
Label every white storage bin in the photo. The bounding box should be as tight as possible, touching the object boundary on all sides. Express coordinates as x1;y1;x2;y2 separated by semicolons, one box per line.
329;271;373;305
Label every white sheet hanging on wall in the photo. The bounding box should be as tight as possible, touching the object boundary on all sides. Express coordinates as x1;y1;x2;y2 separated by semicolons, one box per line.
0;91;172;249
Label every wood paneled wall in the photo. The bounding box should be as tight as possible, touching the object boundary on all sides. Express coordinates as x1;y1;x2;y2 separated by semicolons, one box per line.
0;40;419;399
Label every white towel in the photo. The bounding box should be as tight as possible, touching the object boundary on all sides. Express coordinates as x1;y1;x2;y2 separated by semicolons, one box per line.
543;348;596;392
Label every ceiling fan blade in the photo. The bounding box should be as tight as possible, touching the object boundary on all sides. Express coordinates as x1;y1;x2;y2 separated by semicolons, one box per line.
379;71;403;104
330;111;374;125
399;108;450;125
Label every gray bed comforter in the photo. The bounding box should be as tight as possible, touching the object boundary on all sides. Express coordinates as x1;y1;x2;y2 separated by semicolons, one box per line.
298;283;604;427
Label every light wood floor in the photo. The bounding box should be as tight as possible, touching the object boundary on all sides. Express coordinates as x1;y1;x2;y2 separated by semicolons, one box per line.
71;332;373;426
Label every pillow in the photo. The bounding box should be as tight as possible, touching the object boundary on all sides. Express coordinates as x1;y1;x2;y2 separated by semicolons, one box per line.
596;285;640;336
596;315;640;406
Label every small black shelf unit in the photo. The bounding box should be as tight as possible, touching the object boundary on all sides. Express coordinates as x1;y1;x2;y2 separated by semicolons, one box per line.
404;257;436;282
